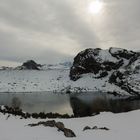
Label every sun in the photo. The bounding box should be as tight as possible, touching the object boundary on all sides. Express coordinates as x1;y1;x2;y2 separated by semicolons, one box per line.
88;0;103;14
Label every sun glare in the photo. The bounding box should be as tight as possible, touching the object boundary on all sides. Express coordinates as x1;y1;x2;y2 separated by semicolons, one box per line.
88;0;103;14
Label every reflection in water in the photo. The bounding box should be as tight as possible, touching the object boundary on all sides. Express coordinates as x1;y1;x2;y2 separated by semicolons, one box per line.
70;93;140;117
0;92;140;117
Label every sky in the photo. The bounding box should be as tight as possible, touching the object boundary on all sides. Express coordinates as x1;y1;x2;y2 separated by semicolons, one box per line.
0;0;140;66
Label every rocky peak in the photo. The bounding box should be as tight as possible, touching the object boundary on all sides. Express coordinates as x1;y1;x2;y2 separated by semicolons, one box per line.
70;47;132;81
16;60;42;70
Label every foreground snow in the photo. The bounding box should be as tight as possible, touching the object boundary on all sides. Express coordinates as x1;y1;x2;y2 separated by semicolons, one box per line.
1;110;140;140
0;70;129;95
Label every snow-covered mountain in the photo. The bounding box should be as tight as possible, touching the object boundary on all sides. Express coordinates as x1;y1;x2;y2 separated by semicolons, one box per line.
70;47;140;96
0;47;139;96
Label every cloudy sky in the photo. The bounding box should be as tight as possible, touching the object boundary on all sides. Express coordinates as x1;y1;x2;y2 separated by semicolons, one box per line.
0;0;140;66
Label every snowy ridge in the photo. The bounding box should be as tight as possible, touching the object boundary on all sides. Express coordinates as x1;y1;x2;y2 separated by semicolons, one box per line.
70;47;140;95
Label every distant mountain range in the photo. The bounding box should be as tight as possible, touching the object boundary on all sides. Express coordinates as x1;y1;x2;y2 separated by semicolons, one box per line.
0;60;72;70
41;62;72;70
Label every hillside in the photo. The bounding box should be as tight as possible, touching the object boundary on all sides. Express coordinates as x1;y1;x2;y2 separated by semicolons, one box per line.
70;47;140;96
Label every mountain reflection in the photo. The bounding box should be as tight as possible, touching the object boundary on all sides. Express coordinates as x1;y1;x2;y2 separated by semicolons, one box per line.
70;94;140;117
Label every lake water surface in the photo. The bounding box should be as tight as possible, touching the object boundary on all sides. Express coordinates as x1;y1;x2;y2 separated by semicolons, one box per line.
0;92;140;117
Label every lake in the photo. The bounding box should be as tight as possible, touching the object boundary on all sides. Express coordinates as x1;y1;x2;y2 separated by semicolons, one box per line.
0;92;140;117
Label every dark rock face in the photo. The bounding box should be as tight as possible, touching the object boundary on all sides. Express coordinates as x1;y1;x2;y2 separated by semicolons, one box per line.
70;47;140;95
109;70;139;96
109;47;136;59
70;48;126;81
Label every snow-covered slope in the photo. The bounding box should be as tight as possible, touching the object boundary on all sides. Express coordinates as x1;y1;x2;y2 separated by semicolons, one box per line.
0;48;139;96
0;69;131;96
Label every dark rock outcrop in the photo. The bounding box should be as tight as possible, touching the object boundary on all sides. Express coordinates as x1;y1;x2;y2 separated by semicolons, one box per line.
109;47;136;59
70;48;138;81
43;120;56;127
92;126;98;130
55;122;65;131
83;126;109;131
16;60;42;70
63;128;76;137
109;70;139;96
99;127;110;131
28;120;76;138
70;49;115;80
70;47;140;96
83;126;91;131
